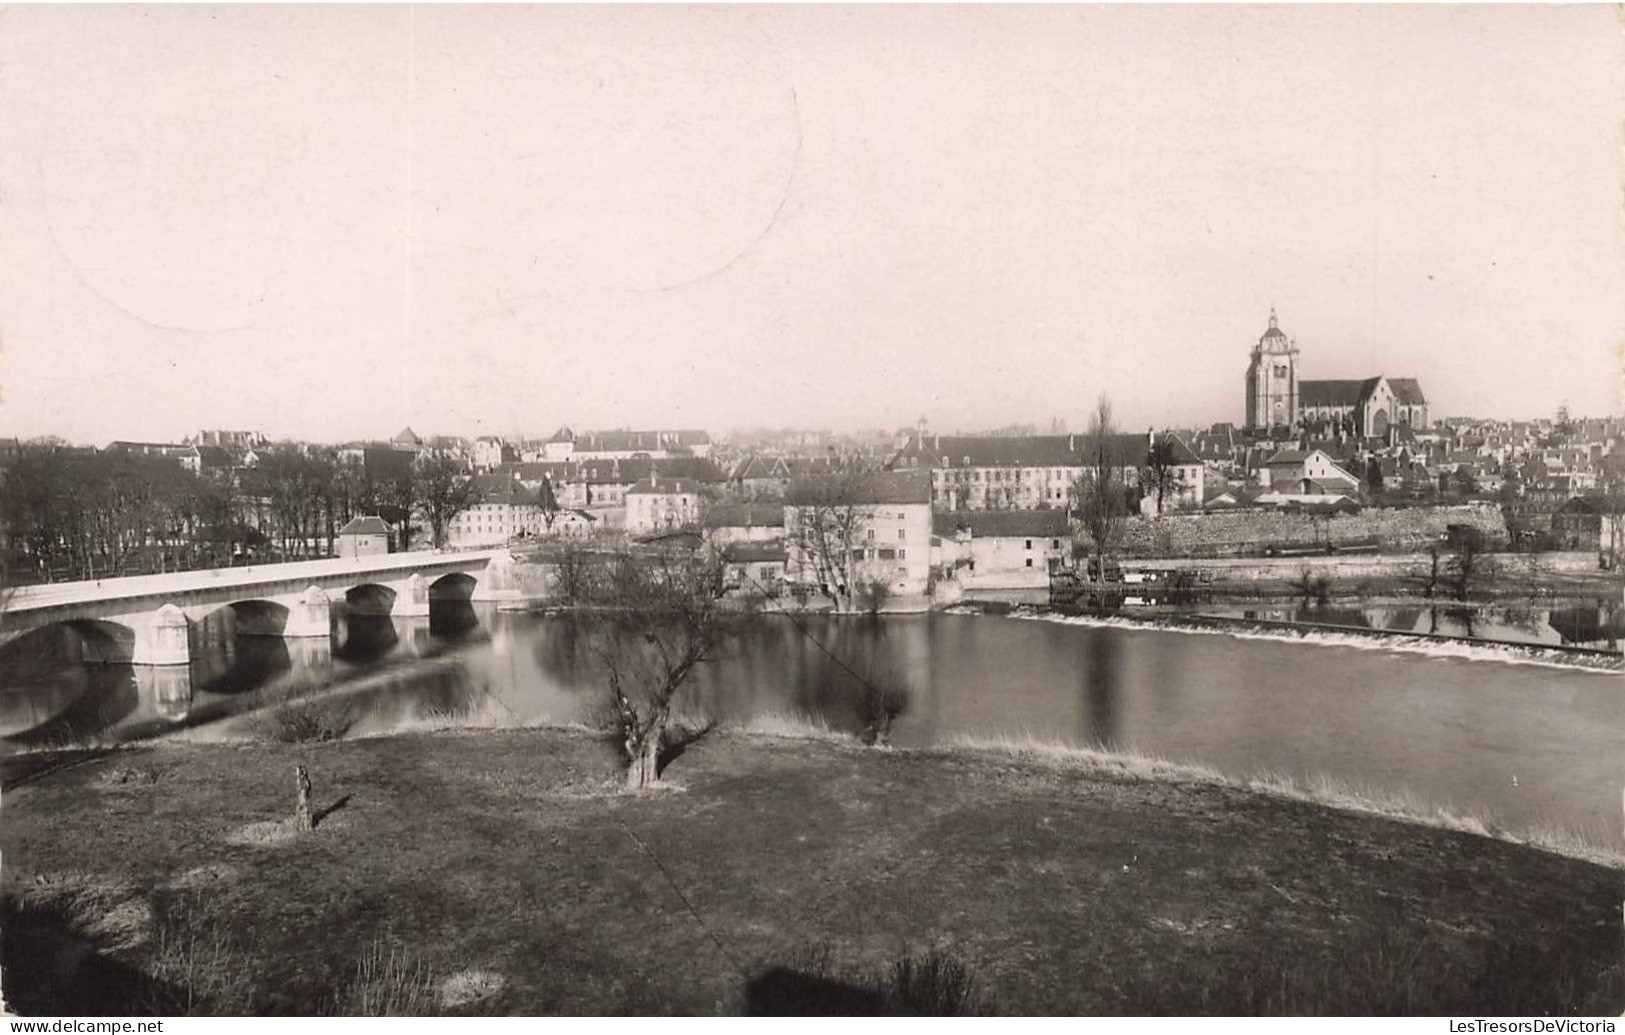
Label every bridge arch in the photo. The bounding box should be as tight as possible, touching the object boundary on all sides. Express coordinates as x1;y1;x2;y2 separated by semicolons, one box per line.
345;583;399;616
0;618;138;669
429;572;478;602
197;599;293;638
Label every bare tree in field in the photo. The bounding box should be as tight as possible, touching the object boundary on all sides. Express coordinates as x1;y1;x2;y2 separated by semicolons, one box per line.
596;549;736;789
1074;396;1129;584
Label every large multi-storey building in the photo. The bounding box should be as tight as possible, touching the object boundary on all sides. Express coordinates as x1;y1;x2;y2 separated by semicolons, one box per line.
887;427;1204;514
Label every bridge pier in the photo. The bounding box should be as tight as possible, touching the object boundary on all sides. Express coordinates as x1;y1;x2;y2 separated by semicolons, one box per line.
130;604;191;666
391;573;430;617
472;552;523;603
284;586;332;638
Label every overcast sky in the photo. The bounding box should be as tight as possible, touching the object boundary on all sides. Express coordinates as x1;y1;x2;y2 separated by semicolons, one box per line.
1;5;1621;446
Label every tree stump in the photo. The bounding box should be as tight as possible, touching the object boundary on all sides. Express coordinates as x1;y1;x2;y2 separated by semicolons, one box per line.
294;764;313;832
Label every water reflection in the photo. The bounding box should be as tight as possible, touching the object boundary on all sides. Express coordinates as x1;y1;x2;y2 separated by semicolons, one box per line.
143;665;194;723
4;602;1622;850
1;598;495;752
334;614;399;664
429;600;481;642
1078;627;1121;747
194;636;292;695
3;665;140;747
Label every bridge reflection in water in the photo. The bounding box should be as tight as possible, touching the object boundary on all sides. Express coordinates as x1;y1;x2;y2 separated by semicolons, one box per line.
0;598;487;749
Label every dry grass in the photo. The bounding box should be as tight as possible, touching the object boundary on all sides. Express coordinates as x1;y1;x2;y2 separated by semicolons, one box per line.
736;710;850;742
139;895;255;1015
944;731;1625;868
223;817;307;847
92;763;163;790
10;872;153;952
944;732;1228;784
438;969;507;1010
3;729;1620;1015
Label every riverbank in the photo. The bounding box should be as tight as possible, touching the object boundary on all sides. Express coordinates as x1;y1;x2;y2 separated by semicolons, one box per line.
3;726;1620;1015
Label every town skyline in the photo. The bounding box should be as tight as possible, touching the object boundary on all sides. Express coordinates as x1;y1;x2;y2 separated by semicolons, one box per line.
1;5;1621;446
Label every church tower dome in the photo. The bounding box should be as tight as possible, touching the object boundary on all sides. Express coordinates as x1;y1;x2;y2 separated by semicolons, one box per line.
1260;307;1288;344
1244;306;1300;431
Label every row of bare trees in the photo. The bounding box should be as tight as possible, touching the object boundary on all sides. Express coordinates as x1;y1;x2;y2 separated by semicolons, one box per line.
1;448;238;581
0;443;478;583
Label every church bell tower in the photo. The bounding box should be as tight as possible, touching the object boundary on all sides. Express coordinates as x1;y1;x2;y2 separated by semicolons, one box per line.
1244;307;1298;431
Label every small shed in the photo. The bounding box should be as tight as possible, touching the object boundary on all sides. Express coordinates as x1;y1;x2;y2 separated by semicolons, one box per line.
337;515;393;558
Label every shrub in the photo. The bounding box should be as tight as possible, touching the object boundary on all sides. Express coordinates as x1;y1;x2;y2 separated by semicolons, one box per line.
746;944;989;1016
886;947;985;1016
324;940;438;1016
255;695;358;743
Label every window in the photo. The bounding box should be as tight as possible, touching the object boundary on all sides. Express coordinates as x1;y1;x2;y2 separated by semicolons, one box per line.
1051;539;1060;549
867;529;875;540
898;549;906;560
1025;558;1033;568
1025;539;1032;549
898;529;906;541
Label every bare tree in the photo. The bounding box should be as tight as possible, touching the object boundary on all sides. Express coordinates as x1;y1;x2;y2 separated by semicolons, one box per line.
1410;545;1444;598
1074;396;1129;585
596;549;735;789
1599;450;1625;569
414;454;477;549
549;541;602;606
784;470;876;612
1142;435;1179;517
536;476;561;533
1443;524;1492;601
855;669;910;747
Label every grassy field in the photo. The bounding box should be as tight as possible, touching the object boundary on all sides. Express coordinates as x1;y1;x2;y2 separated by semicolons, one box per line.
2;726;1621;1016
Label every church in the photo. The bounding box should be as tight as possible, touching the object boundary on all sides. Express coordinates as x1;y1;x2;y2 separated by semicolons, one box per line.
1244;309;1428;437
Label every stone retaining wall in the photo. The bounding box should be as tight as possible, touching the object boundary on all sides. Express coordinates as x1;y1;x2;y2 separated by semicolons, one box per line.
1111;503;1508;557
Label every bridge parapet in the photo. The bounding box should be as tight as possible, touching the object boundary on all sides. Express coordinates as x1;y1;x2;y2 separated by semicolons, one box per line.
5;549;508;616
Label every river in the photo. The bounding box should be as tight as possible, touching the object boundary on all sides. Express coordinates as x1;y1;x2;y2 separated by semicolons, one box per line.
2;600;1621;850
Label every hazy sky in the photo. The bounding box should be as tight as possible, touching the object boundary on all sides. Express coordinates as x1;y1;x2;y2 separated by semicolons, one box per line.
2;5;1621;446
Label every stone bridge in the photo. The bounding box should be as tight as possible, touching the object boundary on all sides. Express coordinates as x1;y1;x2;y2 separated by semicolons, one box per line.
0;549;522;667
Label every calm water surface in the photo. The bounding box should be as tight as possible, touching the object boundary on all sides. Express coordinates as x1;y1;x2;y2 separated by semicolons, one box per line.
3;603;1621;849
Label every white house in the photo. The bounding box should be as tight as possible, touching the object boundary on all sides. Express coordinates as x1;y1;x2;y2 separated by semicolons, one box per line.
624;477;702;533
1260;448;1362;495
932;509;1072;590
